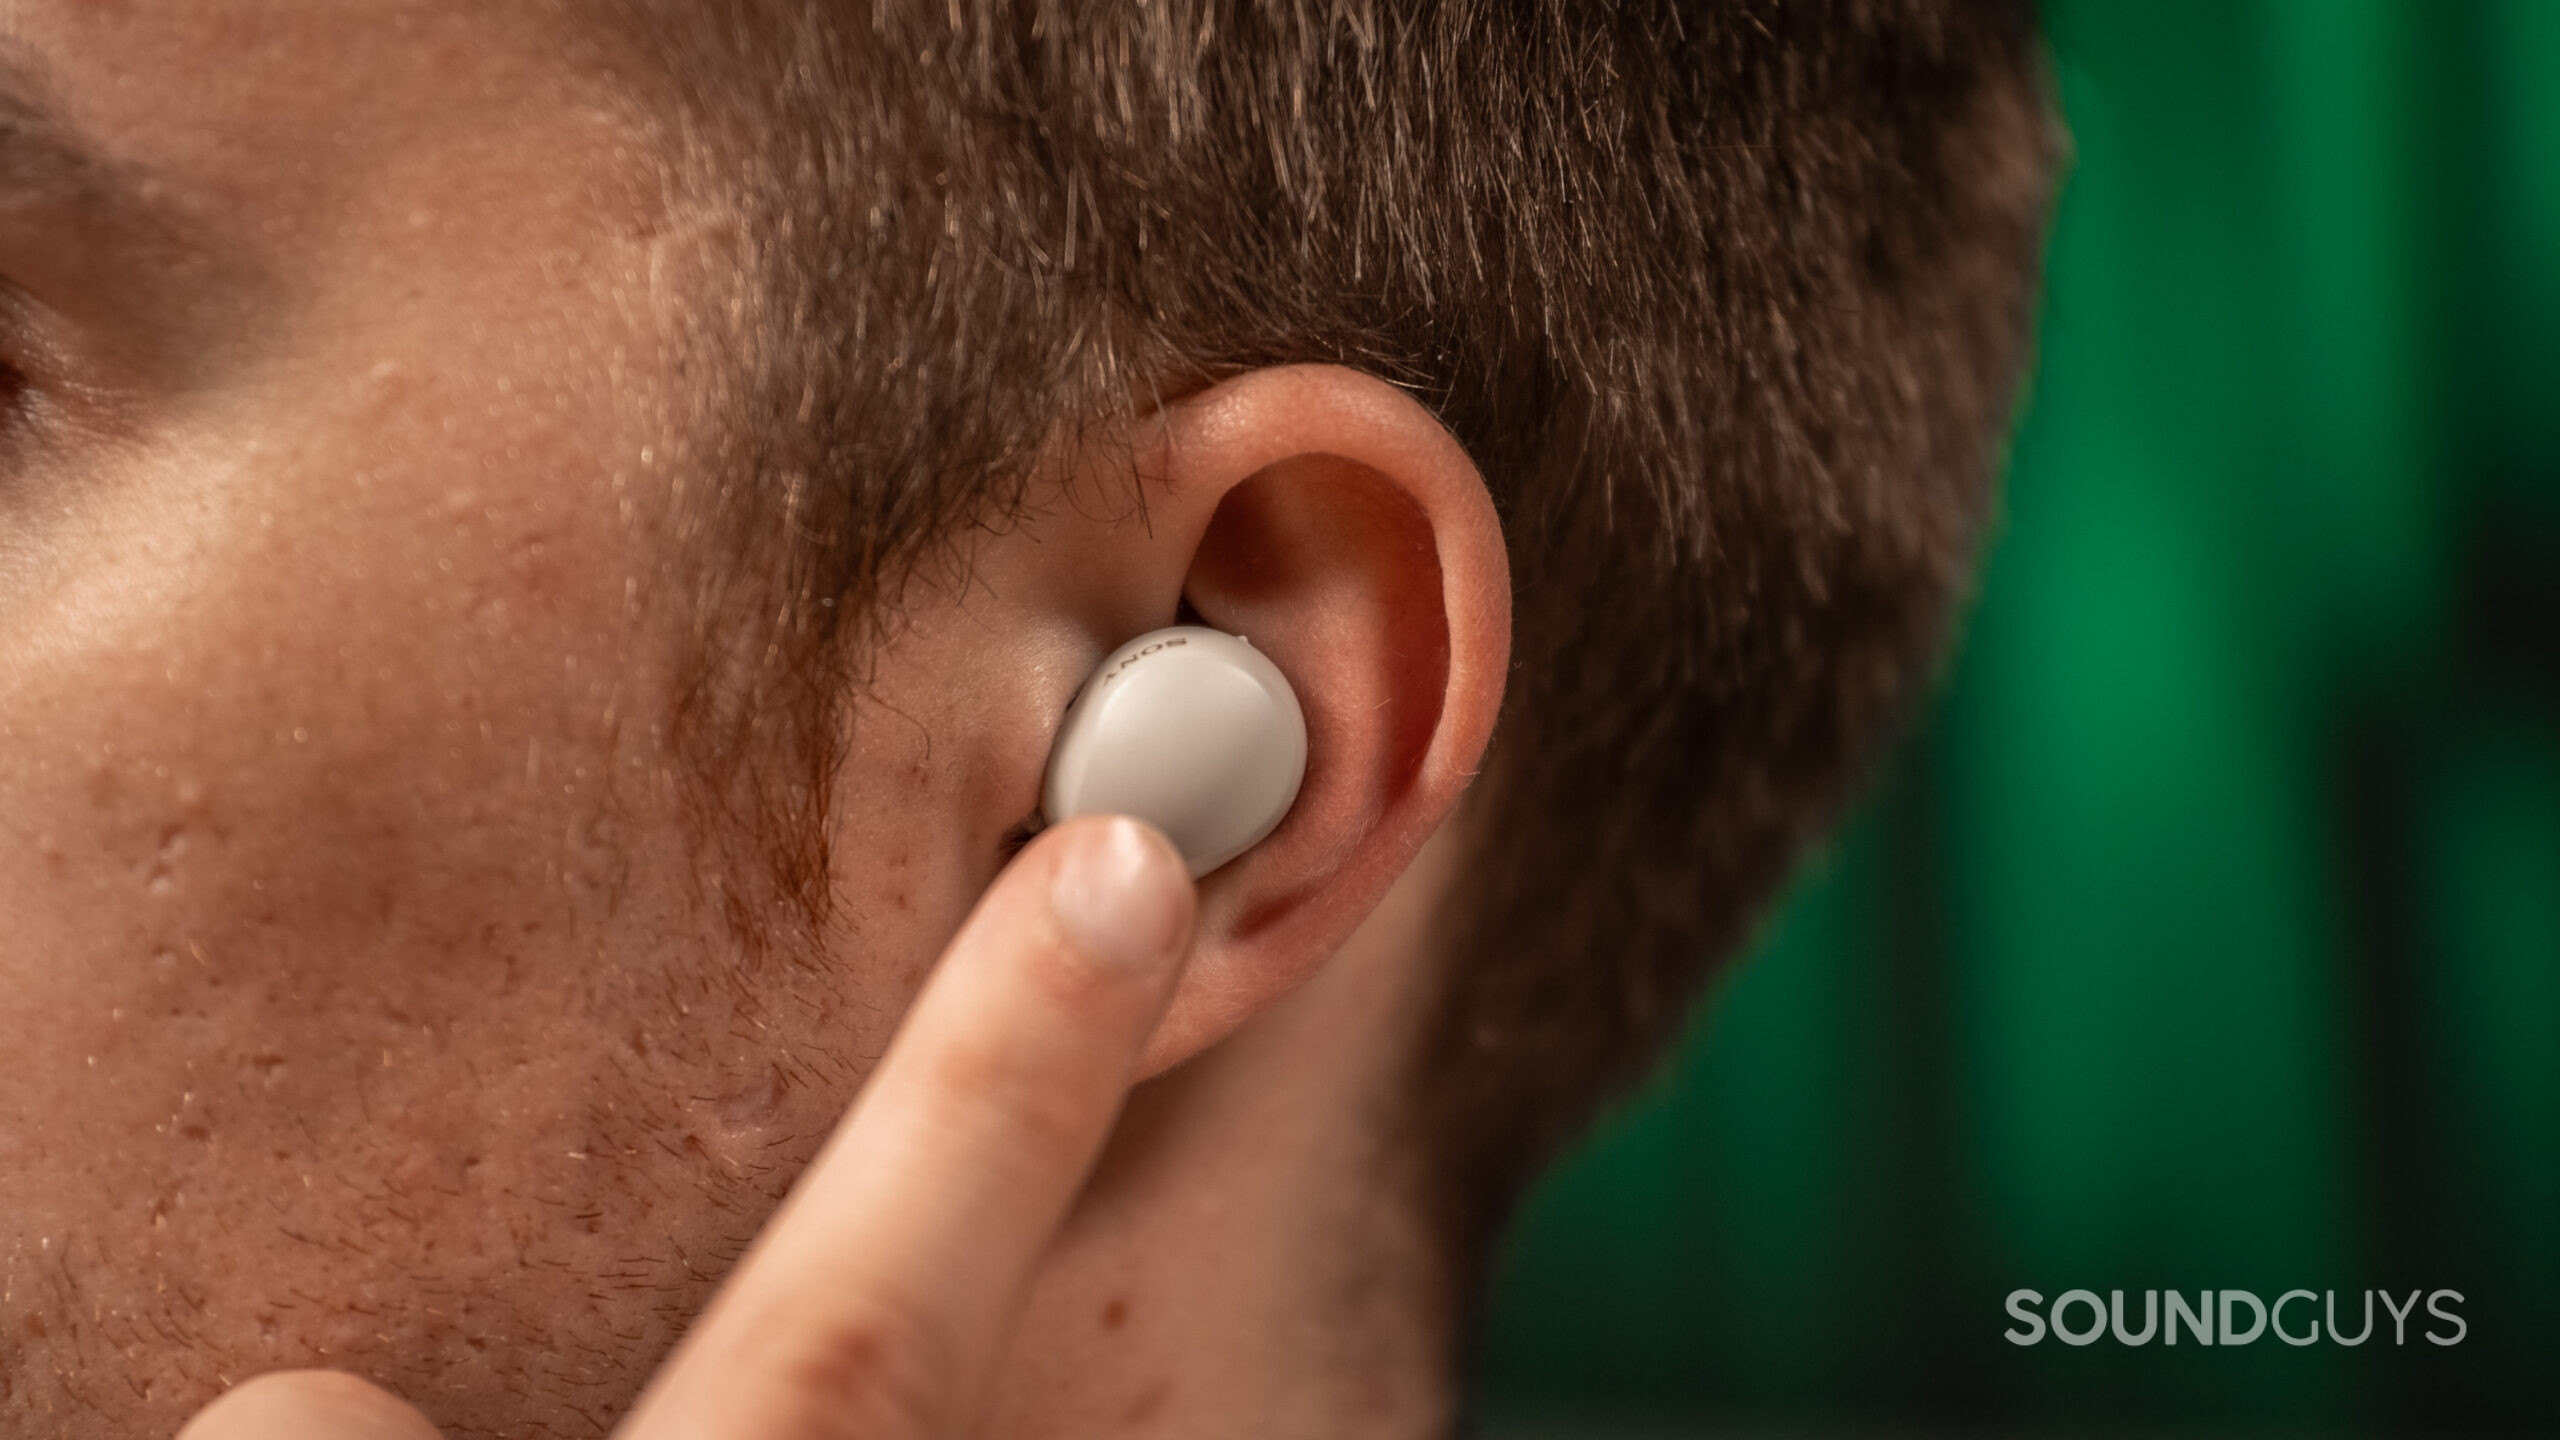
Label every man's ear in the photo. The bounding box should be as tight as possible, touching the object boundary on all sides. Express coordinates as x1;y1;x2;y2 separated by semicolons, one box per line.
984;364;1509;1076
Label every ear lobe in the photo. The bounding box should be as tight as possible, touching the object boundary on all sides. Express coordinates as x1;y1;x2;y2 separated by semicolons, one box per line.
1123;365;1510;1076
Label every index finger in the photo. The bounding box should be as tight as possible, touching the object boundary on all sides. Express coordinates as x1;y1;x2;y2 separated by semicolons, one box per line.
617;815;1196;1440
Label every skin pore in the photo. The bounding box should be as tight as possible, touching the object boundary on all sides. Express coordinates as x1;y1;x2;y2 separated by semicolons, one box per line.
0;4;1507;1435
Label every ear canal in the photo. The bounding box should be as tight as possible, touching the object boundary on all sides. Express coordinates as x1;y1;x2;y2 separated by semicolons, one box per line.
1039;626;1308;878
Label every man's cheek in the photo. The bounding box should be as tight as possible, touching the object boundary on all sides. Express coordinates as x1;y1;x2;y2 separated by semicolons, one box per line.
0;435;643;1101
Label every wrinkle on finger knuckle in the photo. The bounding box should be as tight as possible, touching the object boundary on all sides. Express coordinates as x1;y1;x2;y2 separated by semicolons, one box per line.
1022;921;1148;1020
927;1028;1105;1175
744;1294;957;1440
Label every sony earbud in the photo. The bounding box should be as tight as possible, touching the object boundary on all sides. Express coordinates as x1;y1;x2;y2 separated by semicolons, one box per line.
1040;626;1308;878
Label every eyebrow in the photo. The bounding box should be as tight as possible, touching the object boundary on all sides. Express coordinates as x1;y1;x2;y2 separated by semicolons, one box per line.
0;47;126;211
0;40;239;335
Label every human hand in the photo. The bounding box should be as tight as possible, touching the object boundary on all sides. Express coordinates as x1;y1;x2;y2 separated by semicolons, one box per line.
175;814;1198;1440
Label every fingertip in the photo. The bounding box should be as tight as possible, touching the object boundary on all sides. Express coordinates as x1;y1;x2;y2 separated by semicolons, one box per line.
1045;814;1195;978
178;1370;443;1440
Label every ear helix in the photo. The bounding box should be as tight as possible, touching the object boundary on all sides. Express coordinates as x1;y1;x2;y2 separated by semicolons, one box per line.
1039;626;1308;878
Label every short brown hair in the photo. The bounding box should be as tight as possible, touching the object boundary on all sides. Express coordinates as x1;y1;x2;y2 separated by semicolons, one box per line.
640;0;2058;1284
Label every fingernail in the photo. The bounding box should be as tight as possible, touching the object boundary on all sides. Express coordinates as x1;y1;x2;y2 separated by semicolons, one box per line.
1050;817;1191;971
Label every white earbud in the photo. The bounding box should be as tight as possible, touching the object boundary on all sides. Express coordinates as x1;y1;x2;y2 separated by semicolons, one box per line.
1040;625;1308;878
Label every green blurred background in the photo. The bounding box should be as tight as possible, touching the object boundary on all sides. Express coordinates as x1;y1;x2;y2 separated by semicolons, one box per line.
1473;1;2559;1434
